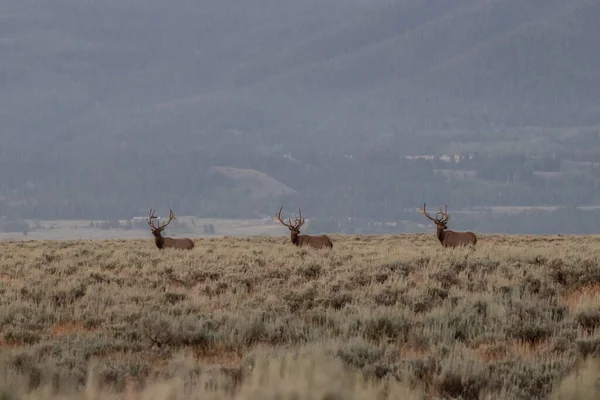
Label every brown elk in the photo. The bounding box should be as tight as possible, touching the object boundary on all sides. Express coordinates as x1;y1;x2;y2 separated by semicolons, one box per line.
147;208;194;250
275;207;333;249
419;203;477;248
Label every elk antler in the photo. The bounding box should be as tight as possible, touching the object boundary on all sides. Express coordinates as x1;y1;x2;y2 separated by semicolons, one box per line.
166;208;177;223
147;208;176;231
420;203;452;225
436;205;452;224
419;203;437;222
276;206;305;229
294;208;305;229
147;208;159;229
275;206;293;228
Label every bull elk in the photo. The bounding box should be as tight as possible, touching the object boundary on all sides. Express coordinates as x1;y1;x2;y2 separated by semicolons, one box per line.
147;208;194;250
275;207;333;249
419;203;477;248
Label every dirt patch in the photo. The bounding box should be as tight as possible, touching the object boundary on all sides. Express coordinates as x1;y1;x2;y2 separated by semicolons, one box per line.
0;337;24;349
50;322;97;338
194;344;243;367
562;283;600;312
507;339;553;361
399;345;430;360
94;350;168;368
551;357;600;399
475;344;510;363
475;340;551;363
0;274;14;283
408;271;426;287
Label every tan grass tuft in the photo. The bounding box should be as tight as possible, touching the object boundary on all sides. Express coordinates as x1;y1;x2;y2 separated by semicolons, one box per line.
51;322;97;338
562;283;600;312
550;357;600;400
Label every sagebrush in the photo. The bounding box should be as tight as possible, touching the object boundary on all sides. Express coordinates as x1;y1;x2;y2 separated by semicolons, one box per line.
0;233;599;399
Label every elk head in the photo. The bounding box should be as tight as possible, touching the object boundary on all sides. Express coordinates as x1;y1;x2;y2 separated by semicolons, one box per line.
147;208;175;237
419;203;451;237
419;203;477;248
275;206;305;245
275;206;333;249
147;208;194;250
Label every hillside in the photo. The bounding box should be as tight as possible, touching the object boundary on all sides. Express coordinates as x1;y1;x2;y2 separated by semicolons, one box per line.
2;0;599;151
209;166;297;199
1;0;600;223
252;0;600;128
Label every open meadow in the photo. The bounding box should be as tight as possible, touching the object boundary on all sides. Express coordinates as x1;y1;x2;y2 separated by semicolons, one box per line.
0;217;283;242
0;234;599;399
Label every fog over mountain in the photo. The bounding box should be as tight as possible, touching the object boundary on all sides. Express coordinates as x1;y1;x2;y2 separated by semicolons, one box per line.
1;0;600;234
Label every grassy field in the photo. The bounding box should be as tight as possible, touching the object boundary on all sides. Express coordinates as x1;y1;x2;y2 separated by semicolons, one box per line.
0;217;284;241
0;234;599;399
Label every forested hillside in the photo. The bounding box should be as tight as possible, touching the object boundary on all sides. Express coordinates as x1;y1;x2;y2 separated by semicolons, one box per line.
1;0;600;233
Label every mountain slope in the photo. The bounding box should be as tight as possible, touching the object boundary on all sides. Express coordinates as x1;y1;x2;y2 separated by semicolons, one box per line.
250;0;599;128
2;0;599;155
1;0;600;219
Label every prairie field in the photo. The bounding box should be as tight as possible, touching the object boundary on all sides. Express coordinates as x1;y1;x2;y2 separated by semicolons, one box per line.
0;217;282;241
0;234;599;399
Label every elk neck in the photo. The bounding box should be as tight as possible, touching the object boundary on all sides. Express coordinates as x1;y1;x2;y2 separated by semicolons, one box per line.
154;232;165;249
436;225;448;243
291;230;300;246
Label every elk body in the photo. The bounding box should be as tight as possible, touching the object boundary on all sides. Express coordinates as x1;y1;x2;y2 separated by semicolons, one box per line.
419;203;477;248
147;208;194;250
276;207;333;249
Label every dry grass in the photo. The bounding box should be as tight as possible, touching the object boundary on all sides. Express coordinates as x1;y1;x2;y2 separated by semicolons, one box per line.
0;217;284;241
0;233;599;399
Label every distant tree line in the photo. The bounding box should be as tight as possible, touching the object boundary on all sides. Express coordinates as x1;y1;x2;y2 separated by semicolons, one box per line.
305;208;600;235
1;127;600;235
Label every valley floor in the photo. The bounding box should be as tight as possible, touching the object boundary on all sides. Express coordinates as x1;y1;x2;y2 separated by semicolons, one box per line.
0;218;283;241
